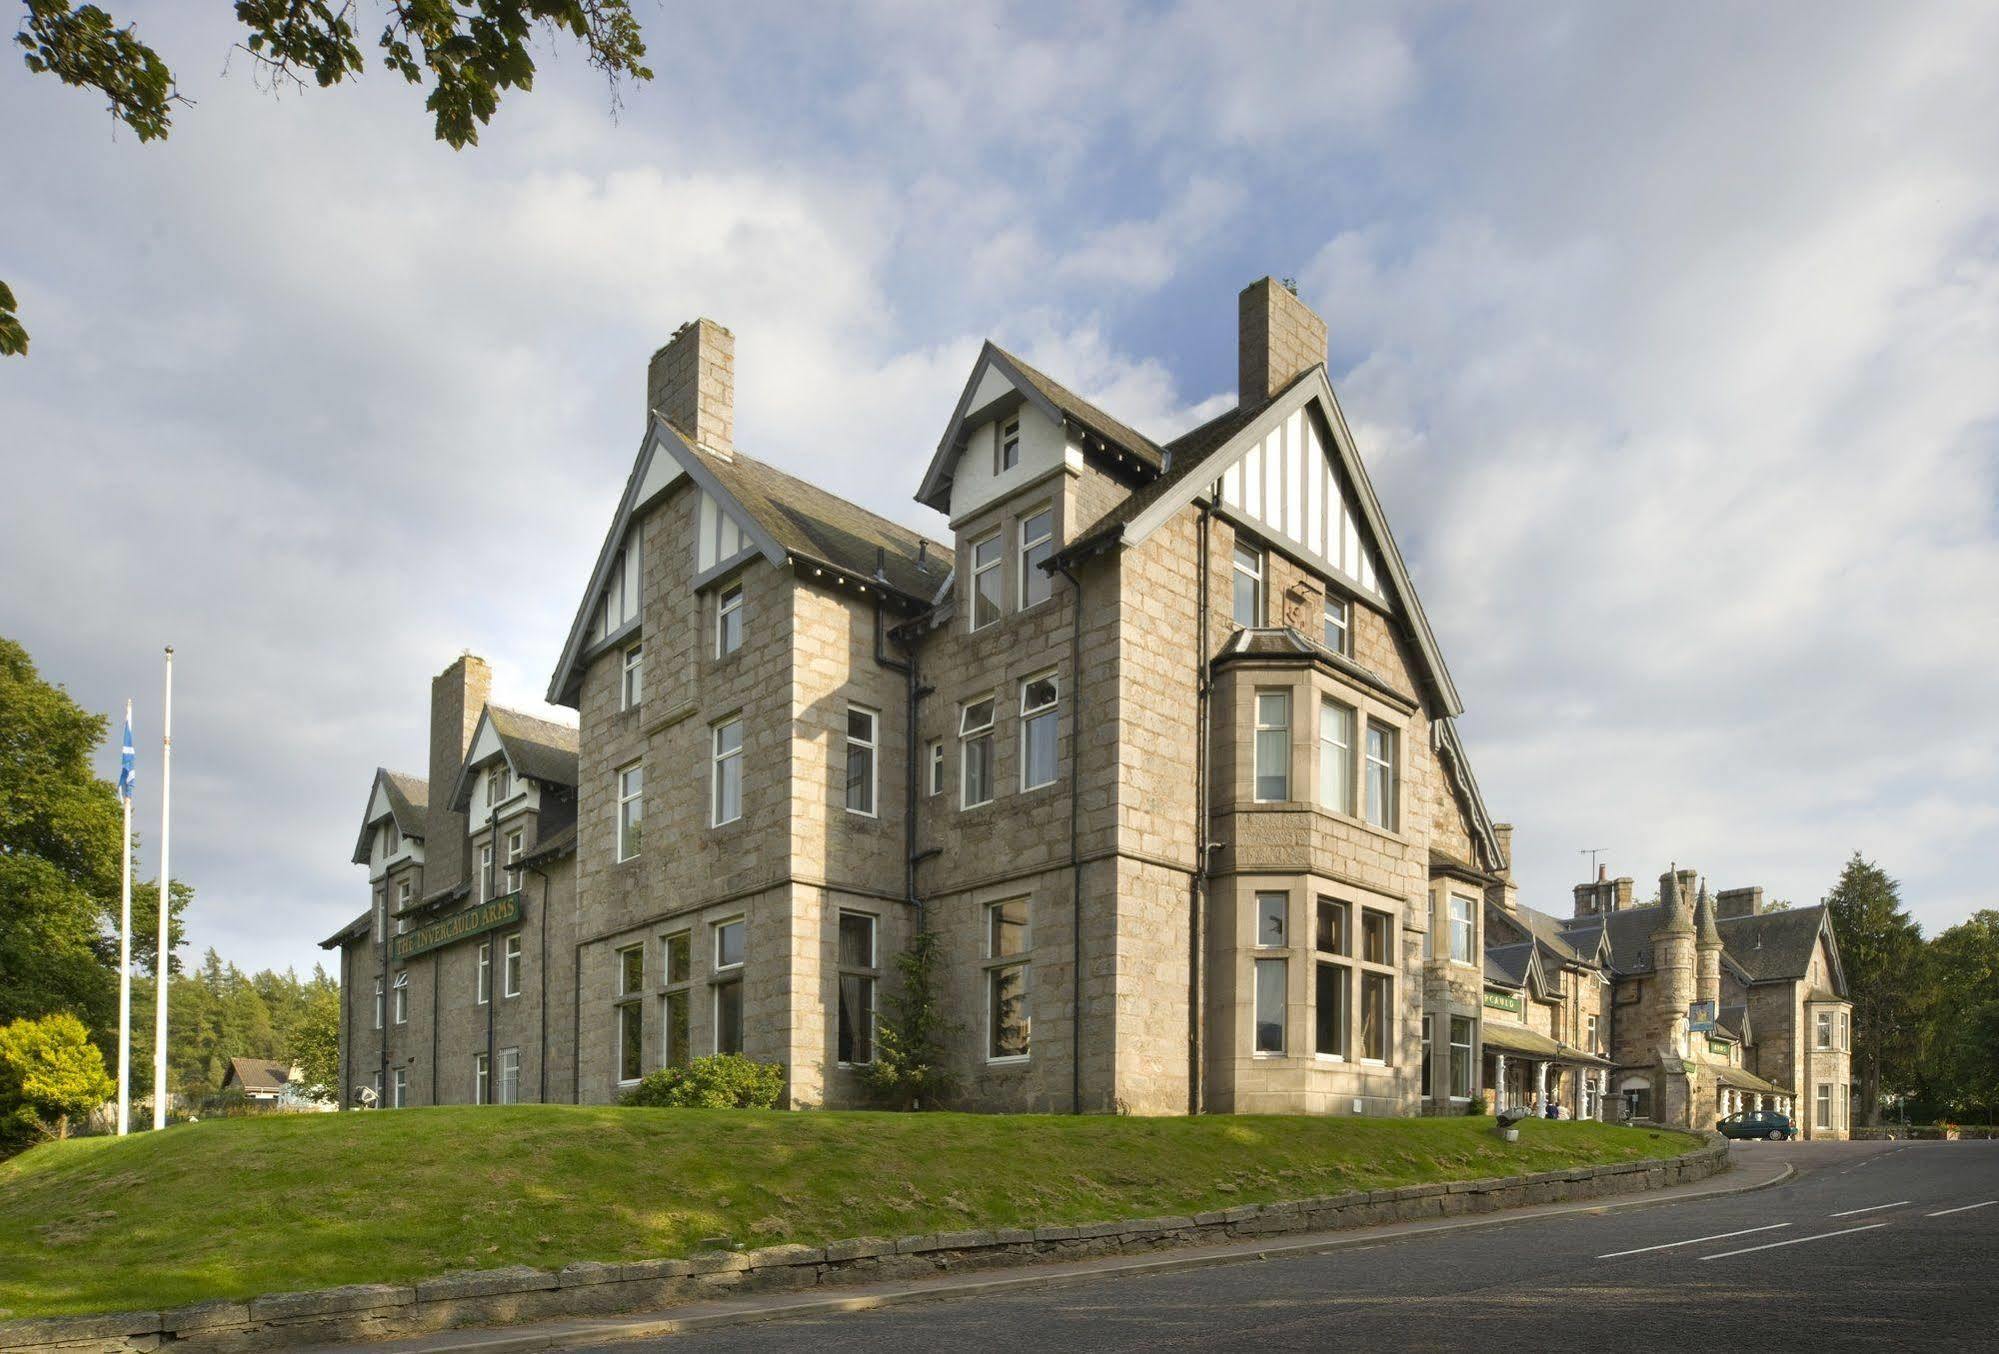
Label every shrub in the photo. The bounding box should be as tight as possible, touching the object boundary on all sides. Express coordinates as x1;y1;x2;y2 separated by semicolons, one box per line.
1464;1095;1487;1116
0;1012;115;1142
620;1053;785;1109
860;928;960;1111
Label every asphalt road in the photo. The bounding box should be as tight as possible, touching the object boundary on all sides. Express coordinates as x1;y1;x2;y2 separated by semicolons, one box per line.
587;1140;1999;1353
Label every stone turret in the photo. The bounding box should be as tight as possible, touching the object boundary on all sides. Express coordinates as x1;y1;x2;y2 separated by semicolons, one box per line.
1650;864;1696;1055
1694;878;1723;1009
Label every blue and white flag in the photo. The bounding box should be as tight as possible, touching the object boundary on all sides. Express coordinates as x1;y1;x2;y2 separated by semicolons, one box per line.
118;710;136;801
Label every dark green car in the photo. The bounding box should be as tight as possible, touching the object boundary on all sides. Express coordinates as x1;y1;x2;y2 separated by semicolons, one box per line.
1718;1110;1797;1141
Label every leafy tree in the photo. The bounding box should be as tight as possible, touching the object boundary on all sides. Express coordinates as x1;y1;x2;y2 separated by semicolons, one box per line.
1924;911;1999;1123
0;637;120;1031
8;1;655;354
0;1011;115;1141
861;929;960;1111
287;977;341;1097
1825;853;1929;1126
620;1054;786;1110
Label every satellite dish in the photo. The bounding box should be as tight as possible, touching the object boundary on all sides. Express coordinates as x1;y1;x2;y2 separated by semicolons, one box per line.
354;1084;379;1108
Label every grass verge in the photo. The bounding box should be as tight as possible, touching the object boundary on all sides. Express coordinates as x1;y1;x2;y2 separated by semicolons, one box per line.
0;1107;1695;1317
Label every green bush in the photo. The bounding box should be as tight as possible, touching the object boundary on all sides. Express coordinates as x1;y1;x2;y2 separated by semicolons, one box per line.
0;1012;115;1143
619;1053;785;1109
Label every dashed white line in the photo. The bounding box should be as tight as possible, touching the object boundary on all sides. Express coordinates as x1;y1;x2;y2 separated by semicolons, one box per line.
1828;1200;1909;1217
1596;1223;1789;1259
1927;1201;1997;1218
1700;1222;1890;1261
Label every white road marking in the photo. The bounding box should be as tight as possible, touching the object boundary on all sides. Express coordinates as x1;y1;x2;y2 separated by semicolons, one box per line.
1700;1222;1890;1261
1927;1201;1997;1218
1595;1224;1789;1259
1827;1200;1909;1217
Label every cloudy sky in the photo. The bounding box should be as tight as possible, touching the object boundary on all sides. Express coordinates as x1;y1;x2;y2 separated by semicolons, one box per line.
3;2;1995;974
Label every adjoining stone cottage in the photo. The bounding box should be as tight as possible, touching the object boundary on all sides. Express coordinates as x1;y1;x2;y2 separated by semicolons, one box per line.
323;279;1850;1136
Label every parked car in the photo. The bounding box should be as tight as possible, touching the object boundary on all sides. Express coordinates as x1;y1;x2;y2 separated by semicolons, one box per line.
1718;1110;1797;1141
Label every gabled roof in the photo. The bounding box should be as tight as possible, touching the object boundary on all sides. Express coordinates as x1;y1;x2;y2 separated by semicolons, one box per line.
348;768;428;865
223;1057;292;1094
448;704;580;810
1719;905;1843;987
319;909;369;950
549;417;951;706
916;342;1164;512
1491;900;1592;968
1485;941;1539;989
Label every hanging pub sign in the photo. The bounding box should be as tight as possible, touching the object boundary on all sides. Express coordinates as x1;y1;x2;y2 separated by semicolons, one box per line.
390;892;523;962
1482;987;1522;1014
1687;998;1718;1033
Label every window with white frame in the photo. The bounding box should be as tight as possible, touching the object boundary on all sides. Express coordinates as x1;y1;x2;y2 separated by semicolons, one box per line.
1324;593;1350;655
1232;542;1264;627
1421;1014;1434;1096
1450;1015;1474;1099
1318;697;1353;814
615;943;643;1084
996;416;1020;474
503;829;523;894
1816;1083;1831;1130
1586;1013;1600;1055
381;819;400;857
845;707;878;816
393;970;409;1024
837;911;877;1065
474;1052;490;1105
960;697;996;807
476;941;492;1005
712;718;744;825
478;841;494;903
717;583;744;657
373;978;384;1030
1255;955;1286;1055
1253;690;1290;801
374;889;385;943
498;1047;520;1105
926;739;944;797
1839;1011;1850;1050
969;531;1003;630
1449;895;1476;964
1315;896;1349;1059
392;1067;407;1108
1359;908;1396;1062
1816;1011;1833;1049
397;878;411;914
1019;674;1059;791
488;762;512;808
622;641;643;710
1364;721;1399;831
660;930;691;1069
616;762;643;860
713;917;745;1055
1257;891;1289;948
503;932;521;998
1019;506;1053;608
985;899;1030;1060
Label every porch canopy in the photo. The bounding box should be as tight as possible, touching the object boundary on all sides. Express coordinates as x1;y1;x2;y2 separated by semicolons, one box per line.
1480;1020;1612;1068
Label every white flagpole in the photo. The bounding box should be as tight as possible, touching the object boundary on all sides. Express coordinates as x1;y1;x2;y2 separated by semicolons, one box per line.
117;699;133;1137
152;647;173;1131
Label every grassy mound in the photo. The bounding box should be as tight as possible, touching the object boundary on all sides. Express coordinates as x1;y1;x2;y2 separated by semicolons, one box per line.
0;1107;1694;1317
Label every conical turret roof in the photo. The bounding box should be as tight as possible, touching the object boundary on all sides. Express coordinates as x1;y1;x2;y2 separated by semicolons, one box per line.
1651;863;1694;936
1695;878;1722;949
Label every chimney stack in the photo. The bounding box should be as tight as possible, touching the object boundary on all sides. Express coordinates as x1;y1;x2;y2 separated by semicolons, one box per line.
1238;277;1327;405
648;318;735;457
1488;822;1519;914
425;653;491;899
1715;886;1765;920
1614;876;1634;910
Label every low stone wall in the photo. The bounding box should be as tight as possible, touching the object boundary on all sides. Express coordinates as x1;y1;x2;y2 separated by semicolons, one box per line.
1849;1125;1997;1141
0;1135;1728;1353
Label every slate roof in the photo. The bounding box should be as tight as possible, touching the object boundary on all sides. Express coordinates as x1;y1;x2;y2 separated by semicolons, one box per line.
1062;377;1297;558
1563;902;1835;985
1498;901;1590;967
223;1056;291;1095
685;443;954;602
1213;626;1420;708
319;910;370;950
989;345;1165;469
349;768;429;864
522;821;577;866
1486;942;1535;987
487;706;580;788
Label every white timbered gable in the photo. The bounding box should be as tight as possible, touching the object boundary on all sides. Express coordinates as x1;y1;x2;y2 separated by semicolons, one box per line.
1218;406;1383;601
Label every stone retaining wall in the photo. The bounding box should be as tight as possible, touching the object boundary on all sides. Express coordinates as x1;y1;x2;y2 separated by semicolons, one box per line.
0;1136;1728;1353
1849;1125;1997;1141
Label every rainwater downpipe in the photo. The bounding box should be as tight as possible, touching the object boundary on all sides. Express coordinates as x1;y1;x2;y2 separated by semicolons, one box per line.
1055;560;1086;1114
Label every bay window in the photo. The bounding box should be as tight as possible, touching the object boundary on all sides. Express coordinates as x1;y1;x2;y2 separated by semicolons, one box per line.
1318;697;1354;814
1253;690;1290;801
1364;721;1399;830
969;531;1003;630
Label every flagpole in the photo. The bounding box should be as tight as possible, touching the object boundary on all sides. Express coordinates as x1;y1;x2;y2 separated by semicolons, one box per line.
152;647;173;1131
117;699;133;1137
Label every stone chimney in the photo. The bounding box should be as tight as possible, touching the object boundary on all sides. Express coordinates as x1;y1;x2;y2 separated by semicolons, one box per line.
425;653;491;899
1239;277;1327;405
1614;876;1634;910
1715;886;1764;920
648;318;735;457
1488;822;1519;914
1573;863;1620;919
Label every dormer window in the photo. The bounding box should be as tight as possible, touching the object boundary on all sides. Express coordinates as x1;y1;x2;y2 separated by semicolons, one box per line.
969;531;1003;630
996;418;1020;474
380;819;399;857
487;763;512;808
1232;543;1264;627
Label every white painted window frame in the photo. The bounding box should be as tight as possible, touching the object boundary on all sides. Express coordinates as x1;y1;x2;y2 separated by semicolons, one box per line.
712;718;744;826
1232;542;1264;627
844;705;879;818
622;641;644;710
1019;673;1059;792
616;761;644;861
968;530;1004;631
716;583;744;657
503;932;522;998
959;696;996;808
1253;689;1291;803
1018;504;1054;610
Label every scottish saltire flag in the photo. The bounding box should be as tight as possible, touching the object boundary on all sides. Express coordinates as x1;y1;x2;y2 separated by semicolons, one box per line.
118;711;136;801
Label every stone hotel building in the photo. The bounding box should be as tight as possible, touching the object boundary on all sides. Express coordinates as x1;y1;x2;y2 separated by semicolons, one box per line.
325;280;1849;1134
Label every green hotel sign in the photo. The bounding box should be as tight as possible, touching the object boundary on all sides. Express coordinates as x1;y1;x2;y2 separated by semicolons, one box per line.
391;893;523;962
1482;988;1521;1014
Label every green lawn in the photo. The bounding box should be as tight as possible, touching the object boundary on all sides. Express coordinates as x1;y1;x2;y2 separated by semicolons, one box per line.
0;1107;1694;1318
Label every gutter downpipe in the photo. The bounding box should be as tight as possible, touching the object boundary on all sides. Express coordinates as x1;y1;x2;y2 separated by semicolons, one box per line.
529;859;550;1103
1055;561;1086;1115
871;596;928;921
1193;494;1214;1115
